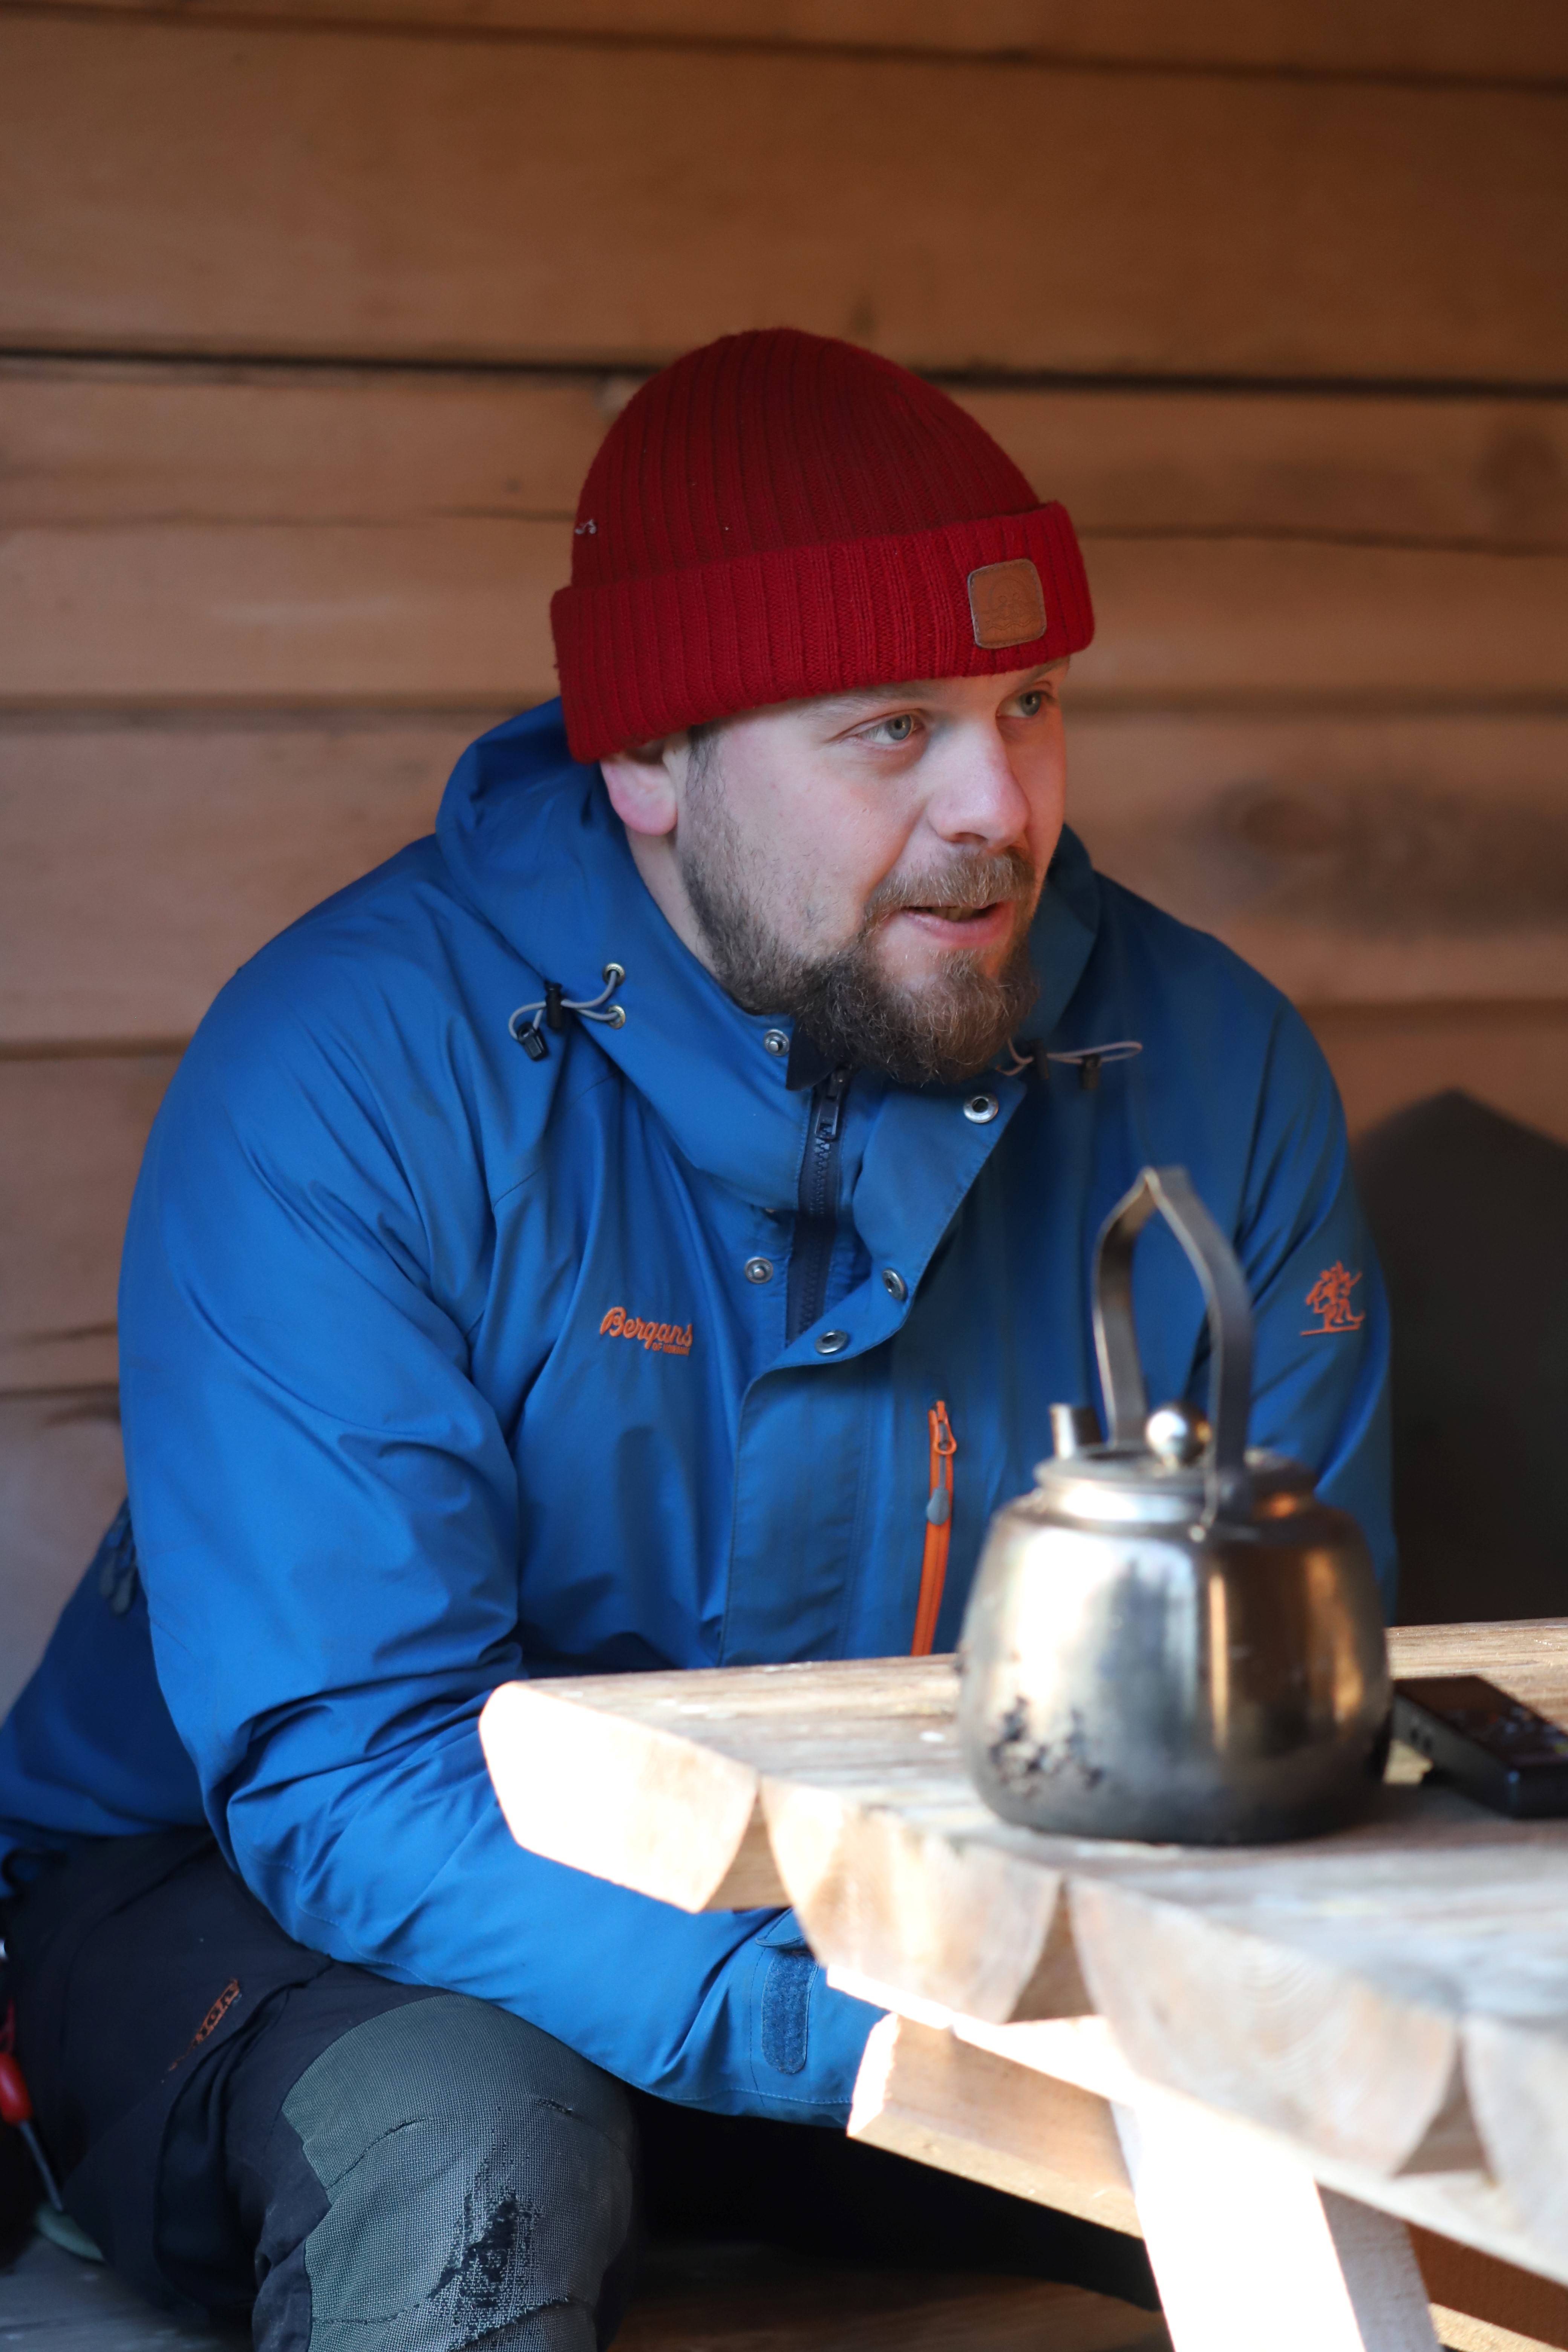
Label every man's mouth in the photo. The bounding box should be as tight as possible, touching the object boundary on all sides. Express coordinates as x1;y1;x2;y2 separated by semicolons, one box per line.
907;901;1003;924
887;898;1020;952
895;896;1015;925
862;850;1037;951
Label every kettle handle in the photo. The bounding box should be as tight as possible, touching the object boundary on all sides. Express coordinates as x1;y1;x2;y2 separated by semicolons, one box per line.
1092;1165;1254;1524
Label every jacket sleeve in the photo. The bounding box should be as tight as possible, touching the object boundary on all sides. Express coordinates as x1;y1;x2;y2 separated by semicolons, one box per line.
117;984;878;2124
1230;1001;1396;1610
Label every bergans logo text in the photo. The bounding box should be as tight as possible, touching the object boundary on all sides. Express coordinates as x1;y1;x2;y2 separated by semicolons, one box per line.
600;1306;694;1357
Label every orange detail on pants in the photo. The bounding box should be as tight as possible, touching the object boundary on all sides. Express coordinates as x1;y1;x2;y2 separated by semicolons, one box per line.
911;1401;956;1657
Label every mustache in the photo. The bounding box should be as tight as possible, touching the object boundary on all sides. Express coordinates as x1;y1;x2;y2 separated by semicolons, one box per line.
862;847;1037;923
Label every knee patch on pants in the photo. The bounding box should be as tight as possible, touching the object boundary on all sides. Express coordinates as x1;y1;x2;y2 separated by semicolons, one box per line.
280;1994;635;2352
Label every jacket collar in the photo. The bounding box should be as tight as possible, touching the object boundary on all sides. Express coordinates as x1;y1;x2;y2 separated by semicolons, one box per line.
437;701;1102;1216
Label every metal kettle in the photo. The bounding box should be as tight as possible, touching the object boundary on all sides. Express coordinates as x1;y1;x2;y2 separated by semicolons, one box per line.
958;1165;1390;1844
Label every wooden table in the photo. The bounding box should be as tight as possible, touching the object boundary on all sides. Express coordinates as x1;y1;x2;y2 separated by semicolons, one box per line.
480;1622;1568;2352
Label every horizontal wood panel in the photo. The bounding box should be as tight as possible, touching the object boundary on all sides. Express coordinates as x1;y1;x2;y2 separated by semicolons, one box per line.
5;1009;1562;1405
0;1054;180;1391
23;1;1568;83
0;516;567;701
6;521;1563;706
1068;712;1568;1006
965;389;1568;552
0;362;609;527
0;715;470;1042
1073;539;1567;704
4;712;1564;1047
4;18;1565;377
0;1389;124;1721
1304;1001;1568;1147
8;363;1566;548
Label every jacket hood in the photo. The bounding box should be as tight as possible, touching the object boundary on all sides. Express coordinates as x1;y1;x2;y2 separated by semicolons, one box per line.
435;699;1103;1210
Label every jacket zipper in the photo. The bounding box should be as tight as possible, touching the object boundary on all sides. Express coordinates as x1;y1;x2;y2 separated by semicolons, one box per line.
911;1401;956;1656
785;1066;851;1346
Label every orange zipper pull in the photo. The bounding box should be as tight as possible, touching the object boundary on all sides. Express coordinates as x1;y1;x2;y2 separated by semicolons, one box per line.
912;1401;956;1656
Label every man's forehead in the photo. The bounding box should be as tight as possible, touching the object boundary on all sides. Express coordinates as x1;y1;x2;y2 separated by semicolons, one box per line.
801;661;1068;721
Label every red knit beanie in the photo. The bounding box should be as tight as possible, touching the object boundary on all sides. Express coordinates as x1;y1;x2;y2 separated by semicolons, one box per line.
551;328;1094;763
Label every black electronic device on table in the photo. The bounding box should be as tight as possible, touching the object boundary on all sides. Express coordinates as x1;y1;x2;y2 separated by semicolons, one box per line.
1392;1674;1568;1819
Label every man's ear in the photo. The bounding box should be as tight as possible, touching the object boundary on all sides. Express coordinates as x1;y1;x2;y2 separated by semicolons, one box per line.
601;737;686;838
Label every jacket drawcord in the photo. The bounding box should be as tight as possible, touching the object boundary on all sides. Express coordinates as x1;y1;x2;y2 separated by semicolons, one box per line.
1001;1036;1142;1092
509;963;626;1061
911;1401;956;1657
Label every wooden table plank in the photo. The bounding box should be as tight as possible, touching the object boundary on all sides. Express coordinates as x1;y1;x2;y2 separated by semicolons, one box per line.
1389;1623;1568;1723
480;1657;958;1914
1461;2016;1568;2262
851;2012;1140;2236
479;1622;1568;2289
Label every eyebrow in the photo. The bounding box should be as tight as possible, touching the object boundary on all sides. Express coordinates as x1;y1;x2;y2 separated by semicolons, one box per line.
810;661;1068;721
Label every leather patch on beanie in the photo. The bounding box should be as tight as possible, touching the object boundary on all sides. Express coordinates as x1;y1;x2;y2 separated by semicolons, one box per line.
967;557;1047;650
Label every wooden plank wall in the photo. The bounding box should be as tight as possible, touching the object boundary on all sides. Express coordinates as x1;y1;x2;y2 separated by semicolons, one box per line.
2;2;1565;1706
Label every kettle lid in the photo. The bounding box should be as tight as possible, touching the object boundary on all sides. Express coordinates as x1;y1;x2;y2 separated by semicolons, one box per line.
1034;1423;1317;1528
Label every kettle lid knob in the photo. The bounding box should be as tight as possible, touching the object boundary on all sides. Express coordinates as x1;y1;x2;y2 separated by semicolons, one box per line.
1145;1400;1212;1468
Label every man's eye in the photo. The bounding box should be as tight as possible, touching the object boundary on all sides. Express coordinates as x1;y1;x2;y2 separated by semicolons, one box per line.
1014;691;1044;718
851;712;919;746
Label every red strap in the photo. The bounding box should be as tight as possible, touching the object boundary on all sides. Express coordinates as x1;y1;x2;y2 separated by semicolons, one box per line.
0;2051;33;2129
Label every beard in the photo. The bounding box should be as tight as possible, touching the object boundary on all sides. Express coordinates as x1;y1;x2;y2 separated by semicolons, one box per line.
676;749;1040;1088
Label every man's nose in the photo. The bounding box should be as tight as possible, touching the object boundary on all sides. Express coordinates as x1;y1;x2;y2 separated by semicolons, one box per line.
922;727;1032;848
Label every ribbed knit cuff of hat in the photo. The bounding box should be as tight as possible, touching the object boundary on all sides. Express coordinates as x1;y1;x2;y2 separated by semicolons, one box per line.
553;499;1093;763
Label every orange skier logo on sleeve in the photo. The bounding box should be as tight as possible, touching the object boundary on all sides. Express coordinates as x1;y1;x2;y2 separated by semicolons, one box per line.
1302;1262;1365;1337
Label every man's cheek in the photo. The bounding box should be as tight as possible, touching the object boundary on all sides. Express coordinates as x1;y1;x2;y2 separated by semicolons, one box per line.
801;862;876;949
795;883;850;946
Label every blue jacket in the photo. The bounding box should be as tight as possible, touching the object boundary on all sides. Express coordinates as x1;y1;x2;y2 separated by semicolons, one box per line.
0;702;1392;2123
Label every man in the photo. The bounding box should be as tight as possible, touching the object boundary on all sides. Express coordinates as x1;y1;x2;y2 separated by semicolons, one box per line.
0;329;1391;2342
